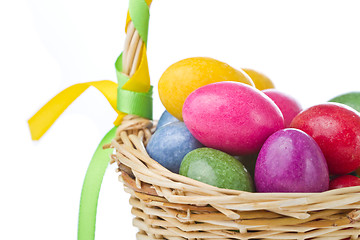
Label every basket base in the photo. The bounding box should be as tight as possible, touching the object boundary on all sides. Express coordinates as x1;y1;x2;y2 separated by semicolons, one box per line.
126;188;360;240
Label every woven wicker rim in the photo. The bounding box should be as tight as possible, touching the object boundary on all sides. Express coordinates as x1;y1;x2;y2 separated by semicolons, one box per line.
106;116;360;218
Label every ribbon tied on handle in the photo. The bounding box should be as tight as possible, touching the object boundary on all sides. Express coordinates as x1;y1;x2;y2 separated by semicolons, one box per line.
28;1;153;239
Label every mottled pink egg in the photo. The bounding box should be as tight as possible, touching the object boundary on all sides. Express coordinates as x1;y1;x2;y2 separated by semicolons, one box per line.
182;82;284;155
263;89;302;127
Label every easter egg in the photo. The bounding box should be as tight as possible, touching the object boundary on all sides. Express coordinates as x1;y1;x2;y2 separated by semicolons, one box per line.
180;148;254;191
234;153;258;178
290;103;360;175
263;89;303;127
330;175;360;190
146;122;203;173
156;110;179;130
183;82;284;155
158;57;255;120
329;92;360;112
243;68;275;90
255;129;329;193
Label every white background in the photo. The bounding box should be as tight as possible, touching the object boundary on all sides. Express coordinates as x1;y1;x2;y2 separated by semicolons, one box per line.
1;0;360;239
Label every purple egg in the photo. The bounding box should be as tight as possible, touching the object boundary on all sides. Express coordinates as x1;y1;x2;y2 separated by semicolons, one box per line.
255;128;329;193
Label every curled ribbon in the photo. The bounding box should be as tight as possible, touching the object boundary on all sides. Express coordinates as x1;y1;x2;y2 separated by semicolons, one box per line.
28;0;153;140
28;1;153;240
28;80;124;140
27;80;123;240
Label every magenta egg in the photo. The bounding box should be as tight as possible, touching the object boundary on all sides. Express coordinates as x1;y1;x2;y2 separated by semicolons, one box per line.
255;128;329;193
263;89;303;128
182;82;284;155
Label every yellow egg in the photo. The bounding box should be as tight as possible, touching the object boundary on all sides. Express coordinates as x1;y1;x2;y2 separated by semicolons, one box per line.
158;57;255;120
243;68;275;91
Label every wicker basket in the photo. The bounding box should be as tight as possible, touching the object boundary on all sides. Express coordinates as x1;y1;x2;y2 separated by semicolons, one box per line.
109;1;360;239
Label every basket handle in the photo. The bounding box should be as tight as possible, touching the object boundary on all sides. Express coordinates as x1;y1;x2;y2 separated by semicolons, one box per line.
77;2;153;240
27;2;154;240
122;0;152;77
115;0;153;120
28;1;153;142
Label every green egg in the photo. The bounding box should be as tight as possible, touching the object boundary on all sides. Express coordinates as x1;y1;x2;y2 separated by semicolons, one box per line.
179;148;254;192
329;92;360;112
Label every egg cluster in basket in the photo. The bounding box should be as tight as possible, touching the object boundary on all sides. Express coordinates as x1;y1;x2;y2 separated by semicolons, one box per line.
146;57;360;193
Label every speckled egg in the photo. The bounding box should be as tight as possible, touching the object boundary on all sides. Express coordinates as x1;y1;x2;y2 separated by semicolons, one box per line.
290;103;360;175
255;128;329;193
330;175;360;190
263;89;303;128
146;122;203;173
158;57;254;120
329;92;360;112
156;110;179;130
183;82;284;155
180;148;254;191
243;68;275;90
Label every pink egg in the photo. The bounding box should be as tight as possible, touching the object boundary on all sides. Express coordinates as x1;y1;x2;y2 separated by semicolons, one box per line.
263;89;302;128
183;82;285;155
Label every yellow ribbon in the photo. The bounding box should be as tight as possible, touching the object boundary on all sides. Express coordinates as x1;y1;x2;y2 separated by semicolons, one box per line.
117;45;151;93
28;2;155;240
28;80;125;140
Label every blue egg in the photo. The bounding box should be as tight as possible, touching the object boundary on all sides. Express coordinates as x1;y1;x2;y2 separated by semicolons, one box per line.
156;110;179;130
146;122;203;173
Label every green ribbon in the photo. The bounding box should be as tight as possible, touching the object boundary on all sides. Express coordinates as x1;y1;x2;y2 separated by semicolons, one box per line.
115;53;153;120
78;127;117;240
117;86;153;119
77;1;152;239
115;0;153;120
129;0;150;46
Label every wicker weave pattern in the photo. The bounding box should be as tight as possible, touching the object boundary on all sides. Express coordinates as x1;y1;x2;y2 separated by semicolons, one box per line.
107;116;360;240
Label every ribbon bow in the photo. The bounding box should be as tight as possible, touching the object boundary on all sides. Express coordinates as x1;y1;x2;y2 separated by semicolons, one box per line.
28;1;153;239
